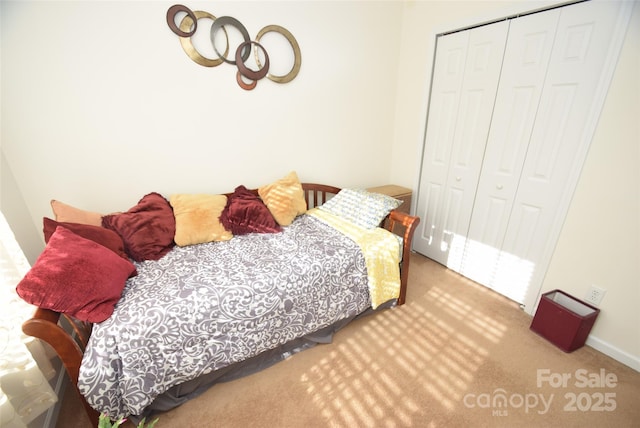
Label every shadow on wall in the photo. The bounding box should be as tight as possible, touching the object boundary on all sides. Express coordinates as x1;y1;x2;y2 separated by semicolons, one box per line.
1;150;43;265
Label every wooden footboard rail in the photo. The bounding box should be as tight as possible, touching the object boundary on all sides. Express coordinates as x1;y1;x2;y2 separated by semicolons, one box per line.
388;210;420;305
22;309;100;426
21;182;419;426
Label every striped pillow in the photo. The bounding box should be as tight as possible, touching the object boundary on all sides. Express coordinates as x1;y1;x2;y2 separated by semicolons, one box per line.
258;171;307;226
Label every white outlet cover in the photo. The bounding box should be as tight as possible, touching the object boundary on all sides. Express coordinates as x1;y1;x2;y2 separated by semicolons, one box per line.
586;285;606;306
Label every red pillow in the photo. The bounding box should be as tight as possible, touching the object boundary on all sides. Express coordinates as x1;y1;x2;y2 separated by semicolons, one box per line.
102;192;175;262
220;185;281;235
43;217;128;260
16;226;136;323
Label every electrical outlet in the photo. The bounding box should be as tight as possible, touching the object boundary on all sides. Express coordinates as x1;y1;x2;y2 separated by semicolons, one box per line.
585;285;606;306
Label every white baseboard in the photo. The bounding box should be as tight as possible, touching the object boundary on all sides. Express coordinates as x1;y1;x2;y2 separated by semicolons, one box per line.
586;335;640;373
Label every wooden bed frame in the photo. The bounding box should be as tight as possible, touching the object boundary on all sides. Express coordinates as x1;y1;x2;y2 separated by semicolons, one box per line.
21;183;420;426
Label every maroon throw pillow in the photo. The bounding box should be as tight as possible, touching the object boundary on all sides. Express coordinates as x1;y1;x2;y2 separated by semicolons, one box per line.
43;217;128;260
220;185;281;235
102;192;175;262
16;226;136;323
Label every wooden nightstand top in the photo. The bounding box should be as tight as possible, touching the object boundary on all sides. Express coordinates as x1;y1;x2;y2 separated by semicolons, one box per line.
367;185;412;198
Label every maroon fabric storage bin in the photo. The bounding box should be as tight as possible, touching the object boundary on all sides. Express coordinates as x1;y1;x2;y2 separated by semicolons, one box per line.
530;290;600;353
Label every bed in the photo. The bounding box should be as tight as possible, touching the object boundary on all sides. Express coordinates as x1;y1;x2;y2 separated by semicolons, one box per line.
18;177;420;426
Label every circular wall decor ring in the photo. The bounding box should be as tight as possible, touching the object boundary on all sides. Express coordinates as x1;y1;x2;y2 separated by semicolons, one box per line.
236;71;258;91
210;16;251;65
255;24;301;84
179;11;229;67
167;4;197;37
235;41;270;81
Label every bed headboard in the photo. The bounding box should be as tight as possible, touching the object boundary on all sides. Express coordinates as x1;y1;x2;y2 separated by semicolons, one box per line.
300;183;341;209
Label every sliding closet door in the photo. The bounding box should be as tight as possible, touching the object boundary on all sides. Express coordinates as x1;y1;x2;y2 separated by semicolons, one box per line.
458;10;561;292
413;21;508;266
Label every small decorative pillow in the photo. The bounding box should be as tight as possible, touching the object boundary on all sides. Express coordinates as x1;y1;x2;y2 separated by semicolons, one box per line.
220;185;281;235
16;226;136;323
170;194;232;246
102;192;175;262
43;217;129;260
318;188;401;229
50;200;103;226
258;171;307;226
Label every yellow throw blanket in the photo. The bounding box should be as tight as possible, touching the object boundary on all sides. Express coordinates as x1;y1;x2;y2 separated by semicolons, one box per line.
307;208;400;308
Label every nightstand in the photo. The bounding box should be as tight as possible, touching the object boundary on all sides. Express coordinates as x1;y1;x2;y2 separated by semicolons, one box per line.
367;185;412;214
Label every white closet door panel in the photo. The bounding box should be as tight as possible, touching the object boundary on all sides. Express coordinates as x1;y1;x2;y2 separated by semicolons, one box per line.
500;0;624;308
447;22;510;268
456;196;507;284
492;204;542;303
459;10;560;283
414;30;469;262
419;182;443;249
415;21;508;266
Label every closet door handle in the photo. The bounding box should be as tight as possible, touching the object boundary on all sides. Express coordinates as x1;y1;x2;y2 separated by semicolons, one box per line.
496;184;503;190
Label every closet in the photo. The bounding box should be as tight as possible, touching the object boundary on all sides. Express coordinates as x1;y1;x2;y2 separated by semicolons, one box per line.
413;0;632;313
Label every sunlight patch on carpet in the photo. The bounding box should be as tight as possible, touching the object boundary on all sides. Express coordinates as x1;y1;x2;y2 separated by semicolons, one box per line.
300;280;510;425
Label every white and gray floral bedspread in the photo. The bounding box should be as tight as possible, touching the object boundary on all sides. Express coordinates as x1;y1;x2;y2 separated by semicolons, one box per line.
78;214;373;418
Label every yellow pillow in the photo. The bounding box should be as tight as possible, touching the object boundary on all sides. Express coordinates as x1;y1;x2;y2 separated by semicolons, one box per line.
169;194;232;246
50;200;103;226
258;171;307;226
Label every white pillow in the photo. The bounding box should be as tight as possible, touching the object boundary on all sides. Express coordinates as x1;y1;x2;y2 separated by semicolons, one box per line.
318;188;401;229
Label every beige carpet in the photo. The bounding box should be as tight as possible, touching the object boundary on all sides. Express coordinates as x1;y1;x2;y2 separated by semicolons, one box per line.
57;253;640;427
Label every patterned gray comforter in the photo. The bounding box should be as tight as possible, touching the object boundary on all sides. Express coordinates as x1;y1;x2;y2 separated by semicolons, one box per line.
78;214;373;418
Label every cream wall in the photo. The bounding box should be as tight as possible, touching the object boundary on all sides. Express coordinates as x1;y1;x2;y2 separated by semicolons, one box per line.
1;0;404;245
2;0;638;370
391;0;639;370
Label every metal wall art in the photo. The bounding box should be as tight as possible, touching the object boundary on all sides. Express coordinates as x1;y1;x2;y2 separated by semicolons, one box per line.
166;4;301;91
